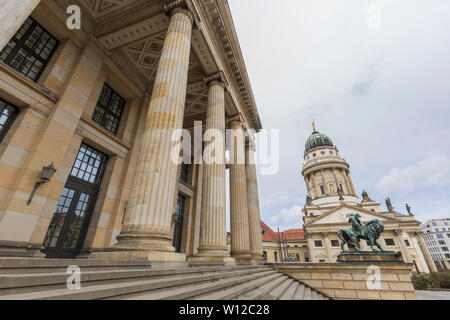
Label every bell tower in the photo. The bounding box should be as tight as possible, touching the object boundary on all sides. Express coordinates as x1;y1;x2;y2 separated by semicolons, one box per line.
301;122;359;207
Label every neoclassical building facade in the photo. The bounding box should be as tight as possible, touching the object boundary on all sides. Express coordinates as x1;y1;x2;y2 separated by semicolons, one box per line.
0;0;263;263
299;125;437;272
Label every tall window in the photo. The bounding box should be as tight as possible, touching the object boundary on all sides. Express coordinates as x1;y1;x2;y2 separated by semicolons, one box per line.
0;17;59;82
0;99;19;143
304;253;310;262
180;163;189;183
92;84;125;135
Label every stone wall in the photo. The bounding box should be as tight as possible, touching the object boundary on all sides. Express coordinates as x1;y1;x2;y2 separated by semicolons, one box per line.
271;262;417;300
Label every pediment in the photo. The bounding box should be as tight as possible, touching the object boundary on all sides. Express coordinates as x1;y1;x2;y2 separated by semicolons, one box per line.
305;204;397;226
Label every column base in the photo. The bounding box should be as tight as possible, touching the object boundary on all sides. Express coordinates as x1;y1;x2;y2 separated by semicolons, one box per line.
231;251;254;263
251;253;265;263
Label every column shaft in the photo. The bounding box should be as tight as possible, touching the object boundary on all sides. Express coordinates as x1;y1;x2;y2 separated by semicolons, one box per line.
0;0;40;51
417;233;438;272
323;233;333;262
395;230;412;263
246;142;263;260
196;75;229;258
115;7;193;253
229;120;251;259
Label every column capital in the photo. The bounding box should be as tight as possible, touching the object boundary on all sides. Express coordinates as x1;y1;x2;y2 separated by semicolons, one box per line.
204;71;228;89
227;113;246;129
305;232;313;239
394;229;403;236
163;0;195;26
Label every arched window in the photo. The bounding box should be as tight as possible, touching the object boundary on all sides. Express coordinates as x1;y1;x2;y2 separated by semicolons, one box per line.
329;184;334;193
274;251;278;262
263;251;267;261
320;185;325;195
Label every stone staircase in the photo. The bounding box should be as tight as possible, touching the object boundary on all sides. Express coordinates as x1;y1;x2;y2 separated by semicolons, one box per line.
0;258;329;300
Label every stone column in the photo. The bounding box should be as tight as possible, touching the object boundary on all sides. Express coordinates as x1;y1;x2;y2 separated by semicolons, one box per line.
229;117;252;260
305;175;312;198
195;72;230;260
395;230;412;263
0;0;40;51
323;233;333;262
415;232;438;272
347;170;356;195
342;169;353;195
245;140;264;261
305;232;316;262
112;2;194;259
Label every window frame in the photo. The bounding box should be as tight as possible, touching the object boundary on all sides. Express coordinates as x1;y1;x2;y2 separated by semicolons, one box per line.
92;83;126;135
384;238;395;246
0;17;59;82
0;98;19;143
314;240;323;247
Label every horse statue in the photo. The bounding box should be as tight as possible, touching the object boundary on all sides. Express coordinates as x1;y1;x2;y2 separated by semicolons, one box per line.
338;213;386;252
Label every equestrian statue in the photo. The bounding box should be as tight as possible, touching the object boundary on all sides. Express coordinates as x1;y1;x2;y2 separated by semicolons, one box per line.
338;213;386;252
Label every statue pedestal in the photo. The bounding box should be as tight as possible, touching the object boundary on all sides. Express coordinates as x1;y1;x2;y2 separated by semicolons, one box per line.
337;251;403;263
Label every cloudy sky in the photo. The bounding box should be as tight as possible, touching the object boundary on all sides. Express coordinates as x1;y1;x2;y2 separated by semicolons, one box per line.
227;0;450;231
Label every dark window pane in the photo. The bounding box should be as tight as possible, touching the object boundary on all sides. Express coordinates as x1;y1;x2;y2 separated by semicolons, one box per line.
0;17;59;82
92;84;125;135
0;98;19;143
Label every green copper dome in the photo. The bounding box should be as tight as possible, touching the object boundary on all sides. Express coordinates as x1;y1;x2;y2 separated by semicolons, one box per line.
305;129;333;152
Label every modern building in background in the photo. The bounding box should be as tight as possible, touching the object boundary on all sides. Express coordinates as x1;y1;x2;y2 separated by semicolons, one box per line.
420;219;450;271
0;0;264;263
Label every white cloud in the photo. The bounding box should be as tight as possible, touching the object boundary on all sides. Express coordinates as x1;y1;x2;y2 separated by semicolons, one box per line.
268;205;303;231
375;155;450;194
262;190;300;207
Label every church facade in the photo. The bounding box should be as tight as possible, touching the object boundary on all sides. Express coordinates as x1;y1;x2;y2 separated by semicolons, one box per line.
0;0;264;263
262;125;437;274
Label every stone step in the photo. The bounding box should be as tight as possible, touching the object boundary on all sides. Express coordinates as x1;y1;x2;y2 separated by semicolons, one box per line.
292;283;305;300
279;280;299;300
0;258;154;274
233;274;289;300
0;265;269;295
261;278;294;300
0;267;272;300
193;272;281;300
115;270;278;300
303;286;312;300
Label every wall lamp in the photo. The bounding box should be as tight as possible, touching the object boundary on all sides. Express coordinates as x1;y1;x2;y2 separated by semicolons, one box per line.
27;163;57;206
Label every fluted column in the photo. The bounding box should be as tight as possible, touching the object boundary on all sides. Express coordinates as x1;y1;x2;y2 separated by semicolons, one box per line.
114;3;194;256
323;233;333;262
395;230;412;263
195;72;230;259
305;175;312;197
245;140;264;261
342;169;353;195
0;0;40;51
347;170;356;195
305;232;316;262
416;232;438;272
229;117;252;260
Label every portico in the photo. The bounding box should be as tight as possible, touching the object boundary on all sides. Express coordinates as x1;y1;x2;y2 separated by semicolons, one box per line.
0;0;263;263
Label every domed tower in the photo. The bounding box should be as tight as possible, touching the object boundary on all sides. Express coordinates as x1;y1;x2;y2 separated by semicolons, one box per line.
301;122;359;207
